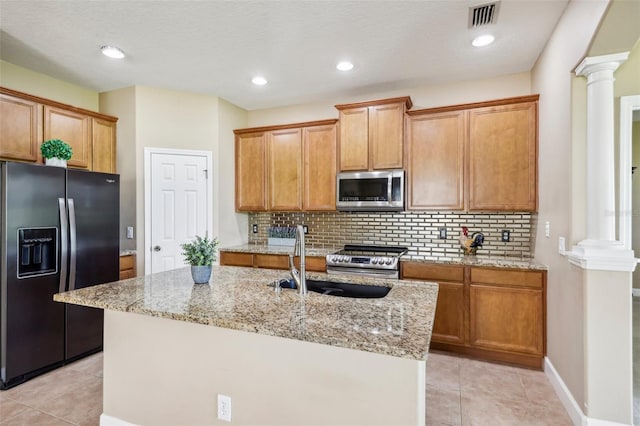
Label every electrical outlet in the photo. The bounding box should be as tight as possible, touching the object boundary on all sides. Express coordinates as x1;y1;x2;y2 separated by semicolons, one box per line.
126;226;134;239
501;230;510;242
438;227;447;239
218;394;231;422
303;225;308;234
545;221;550;238
252;224;258;234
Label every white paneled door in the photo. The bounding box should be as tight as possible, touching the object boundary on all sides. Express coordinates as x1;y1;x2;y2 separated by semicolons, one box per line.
148;151;209;274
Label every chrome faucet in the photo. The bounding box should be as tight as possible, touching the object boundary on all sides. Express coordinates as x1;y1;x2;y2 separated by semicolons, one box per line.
288;225;307;296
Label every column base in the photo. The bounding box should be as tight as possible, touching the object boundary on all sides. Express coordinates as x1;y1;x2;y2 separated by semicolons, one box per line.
567;240;637;271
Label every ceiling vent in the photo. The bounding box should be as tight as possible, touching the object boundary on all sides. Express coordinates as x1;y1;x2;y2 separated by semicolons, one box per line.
469;2;500;27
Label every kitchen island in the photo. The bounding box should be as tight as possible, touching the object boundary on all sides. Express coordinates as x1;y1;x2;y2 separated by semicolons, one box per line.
54;266;438;426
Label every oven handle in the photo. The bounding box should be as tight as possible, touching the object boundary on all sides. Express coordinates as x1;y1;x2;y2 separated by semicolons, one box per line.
326;266;399;279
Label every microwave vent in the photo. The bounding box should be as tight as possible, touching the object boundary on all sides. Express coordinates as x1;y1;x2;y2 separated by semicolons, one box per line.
469;2;500;27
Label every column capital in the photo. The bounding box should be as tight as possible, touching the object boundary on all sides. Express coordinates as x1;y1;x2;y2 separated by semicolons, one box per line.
575;52;629;77
567;241;637;272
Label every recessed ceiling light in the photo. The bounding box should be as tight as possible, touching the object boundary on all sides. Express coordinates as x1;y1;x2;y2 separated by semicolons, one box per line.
336;61;354;71
101;45;125;59
472;34;495;47
252;76;267;86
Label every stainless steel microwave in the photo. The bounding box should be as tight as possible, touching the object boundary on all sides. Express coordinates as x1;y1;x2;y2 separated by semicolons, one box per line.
336;169;405;211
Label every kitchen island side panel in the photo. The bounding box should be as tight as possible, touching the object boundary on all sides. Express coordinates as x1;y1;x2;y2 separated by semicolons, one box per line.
103;309;426;426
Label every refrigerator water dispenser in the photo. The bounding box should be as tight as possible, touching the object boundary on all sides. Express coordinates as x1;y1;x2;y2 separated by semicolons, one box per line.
18;228;57;278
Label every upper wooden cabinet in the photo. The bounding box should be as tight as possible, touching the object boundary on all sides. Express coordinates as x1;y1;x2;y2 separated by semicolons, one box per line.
91;117;117;173
234;120;338;212
304;124;337;211
406;110;466;210
468;100;537;211
0;87;118;172
335;97;412;171
0;92;41;162
268;128;303;211
235;131;268;211
44;105;91;169
407;95;539;212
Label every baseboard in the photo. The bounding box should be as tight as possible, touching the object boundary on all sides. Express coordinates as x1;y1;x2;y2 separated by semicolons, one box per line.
632;288;640;297
100;414;138;426
544;357;585;425
544;357;632;426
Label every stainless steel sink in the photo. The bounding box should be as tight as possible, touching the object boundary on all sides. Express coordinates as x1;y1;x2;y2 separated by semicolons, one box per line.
273;278;391;299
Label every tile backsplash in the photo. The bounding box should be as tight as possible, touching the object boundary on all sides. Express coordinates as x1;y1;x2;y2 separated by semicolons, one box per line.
248;211;535;260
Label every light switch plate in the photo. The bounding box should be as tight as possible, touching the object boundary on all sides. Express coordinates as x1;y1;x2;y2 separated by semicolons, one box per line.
558;236;566;254
126;226;134;239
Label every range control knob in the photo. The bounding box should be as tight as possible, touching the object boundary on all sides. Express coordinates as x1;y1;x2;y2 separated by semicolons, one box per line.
385;258;393;265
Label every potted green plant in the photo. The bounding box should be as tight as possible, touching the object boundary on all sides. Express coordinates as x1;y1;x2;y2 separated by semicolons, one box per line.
40;139;73;168
180;235;219;284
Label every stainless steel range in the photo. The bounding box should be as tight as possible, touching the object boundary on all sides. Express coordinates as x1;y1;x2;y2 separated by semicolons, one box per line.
326;244;408;279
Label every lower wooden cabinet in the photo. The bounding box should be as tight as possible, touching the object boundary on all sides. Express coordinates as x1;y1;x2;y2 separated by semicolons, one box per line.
220;251;326;272
402;262;546;369
119;254;136;280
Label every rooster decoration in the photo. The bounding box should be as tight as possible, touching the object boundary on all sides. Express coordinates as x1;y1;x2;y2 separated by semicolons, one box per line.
459;226;485;255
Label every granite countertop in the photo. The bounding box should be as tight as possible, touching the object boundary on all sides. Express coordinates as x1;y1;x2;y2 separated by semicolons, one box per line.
221;244;339;257
221;244;547;270
119;250;137;257
54;266;438;361
401;255;548;271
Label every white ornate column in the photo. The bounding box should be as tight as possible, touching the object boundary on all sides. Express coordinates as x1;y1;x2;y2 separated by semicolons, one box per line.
567;52;634;426
568;52;635;271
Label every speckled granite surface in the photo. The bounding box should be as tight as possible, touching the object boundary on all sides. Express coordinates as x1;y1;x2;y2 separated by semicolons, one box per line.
119;250;136;256
221;244;338;257
54;266;438;360
401;255;547;270
220;244;547;270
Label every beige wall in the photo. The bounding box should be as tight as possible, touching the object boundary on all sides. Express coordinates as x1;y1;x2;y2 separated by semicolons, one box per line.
531;0;610;415
104;309;425;426
99;87;137;251
247;71;531;127
216;99;249;246
0;60;99;111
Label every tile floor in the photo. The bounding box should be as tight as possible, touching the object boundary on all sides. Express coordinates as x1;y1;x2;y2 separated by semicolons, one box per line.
0;349;573;426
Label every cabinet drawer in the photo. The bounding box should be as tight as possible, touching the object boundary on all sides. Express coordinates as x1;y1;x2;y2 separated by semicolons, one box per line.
119;269;135;280
470;268;543;289
254;254;289;270
119;255;135;271
294;256;326;272
220;252;254;267
402;262;464;282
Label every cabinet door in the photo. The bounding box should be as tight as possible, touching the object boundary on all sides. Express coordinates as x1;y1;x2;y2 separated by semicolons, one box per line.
432;282;466;345
235;132;267;211
304;124;336;210
0;93;42;162
468;102;537;211
268;128;302;211
469;284;543;355
44;105;91;169
339;107;369;171
407;111;465;210
92;117;117;173
370;103;404;170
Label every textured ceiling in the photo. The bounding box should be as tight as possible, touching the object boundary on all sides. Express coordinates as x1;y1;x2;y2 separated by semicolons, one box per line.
0;0;569;110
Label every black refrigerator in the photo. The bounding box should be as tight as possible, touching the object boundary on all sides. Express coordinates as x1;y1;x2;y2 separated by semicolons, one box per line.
0;161;119;389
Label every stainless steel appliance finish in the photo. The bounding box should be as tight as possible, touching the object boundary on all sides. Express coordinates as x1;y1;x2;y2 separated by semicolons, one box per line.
0;162;119;389
326;244;408;279
336;169;404;212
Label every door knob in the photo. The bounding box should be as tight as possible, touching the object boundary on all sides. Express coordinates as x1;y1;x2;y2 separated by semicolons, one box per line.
153;245;161;252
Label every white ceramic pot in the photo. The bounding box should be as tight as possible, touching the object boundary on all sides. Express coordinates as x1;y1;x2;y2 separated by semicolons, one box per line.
45;157;67;168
